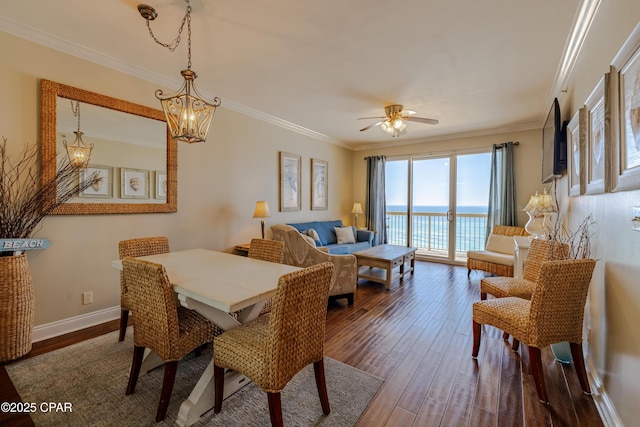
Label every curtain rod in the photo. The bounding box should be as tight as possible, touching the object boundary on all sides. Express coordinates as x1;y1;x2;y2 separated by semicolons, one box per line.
363;142;519;159
494;141;519;148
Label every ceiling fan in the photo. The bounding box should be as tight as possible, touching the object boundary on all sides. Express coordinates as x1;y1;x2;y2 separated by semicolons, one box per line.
358;104;439;137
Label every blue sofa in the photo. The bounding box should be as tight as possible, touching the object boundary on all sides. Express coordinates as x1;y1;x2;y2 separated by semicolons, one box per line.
287;220;374;254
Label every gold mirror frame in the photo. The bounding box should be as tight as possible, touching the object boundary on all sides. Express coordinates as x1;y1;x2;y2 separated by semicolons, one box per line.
40;79;177;214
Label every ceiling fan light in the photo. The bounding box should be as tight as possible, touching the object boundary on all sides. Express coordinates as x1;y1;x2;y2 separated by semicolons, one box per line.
398;122;408;132
393;118;404;129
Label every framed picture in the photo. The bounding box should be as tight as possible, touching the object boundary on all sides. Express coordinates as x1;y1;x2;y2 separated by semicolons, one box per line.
155;171;167;199
279;152;301;211
567;109;586;197
121;167;149;199
611;22;640;192
584;75;606;195
79;165;113;198
311;158;328;210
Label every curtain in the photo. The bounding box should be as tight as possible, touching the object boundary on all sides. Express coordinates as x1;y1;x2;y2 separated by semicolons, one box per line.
365;156;387;245
486;142;518;241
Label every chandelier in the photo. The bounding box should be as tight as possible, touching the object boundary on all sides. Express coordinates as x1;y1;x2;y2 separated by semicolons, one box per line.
138;1;220;143
63;100;93;168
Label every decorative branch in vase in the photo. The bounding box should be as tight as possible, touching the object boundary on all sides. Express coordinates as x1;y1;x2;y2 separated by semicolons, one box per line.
0;136;98;362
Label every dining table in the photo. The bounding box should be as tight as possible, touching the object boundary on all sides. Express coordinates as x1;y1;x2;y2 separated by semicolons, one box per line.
111;248;301;427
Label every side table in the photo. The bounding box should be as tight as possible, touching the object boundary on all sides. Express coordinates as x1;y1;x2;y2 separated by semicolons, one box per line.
513;236;532;279
233;243;251;257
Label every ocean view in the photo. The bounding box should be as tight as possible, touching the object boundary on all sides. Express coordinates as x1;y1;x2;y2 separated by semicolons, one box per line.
385;205;488;253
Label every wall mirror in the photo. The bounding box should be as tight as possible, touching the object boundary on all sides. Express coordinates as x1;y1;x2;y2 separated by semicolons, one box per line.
40;79;177;214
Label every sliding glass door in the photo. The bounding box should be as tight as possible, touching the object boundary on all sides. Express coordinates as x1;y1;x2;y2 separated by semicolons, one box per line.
386;151;490;263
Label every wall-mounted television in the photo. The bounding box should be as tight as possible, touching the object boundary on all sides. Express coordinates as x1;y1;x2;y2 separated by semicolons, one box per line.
542;98;567;183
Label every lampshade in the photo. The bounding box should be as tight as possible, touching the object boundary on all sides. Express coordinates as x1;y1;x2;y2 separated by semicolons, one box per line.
351;203;363;214
253;201;271;219
523;189;556;216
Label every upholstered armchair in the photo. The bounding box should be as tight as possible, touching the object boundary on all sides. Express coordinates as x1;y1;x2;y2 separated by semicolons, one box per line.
271;224;357;305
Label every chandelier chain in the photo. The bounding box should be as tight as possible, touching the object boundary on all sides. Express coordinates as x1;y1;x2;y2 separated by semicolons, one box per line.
144;5;191;56
70;100;81;132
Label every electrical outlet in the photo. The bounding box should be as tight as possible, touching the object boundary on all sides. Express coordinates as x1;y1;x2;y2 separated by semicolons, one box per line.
82;291;93;305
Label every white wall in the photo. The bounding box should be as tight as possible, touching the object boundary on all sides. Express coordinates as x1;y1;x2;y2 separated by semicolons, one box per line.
0;32;354;326
557;1;640;425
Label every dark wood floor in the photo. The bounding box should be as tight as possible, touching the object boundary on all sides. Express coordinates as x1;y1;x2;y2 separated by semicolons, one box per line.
1;260;604;426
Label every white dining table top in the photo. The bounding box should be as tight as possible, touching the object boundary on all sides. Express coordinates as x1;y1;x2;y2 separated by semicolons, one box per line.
111;248;300;313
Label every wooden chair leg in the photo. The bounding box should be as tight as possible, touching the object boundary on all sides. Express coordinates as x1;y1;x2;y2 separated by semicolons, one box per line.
472;320;481;358
570;342;591;395
118;309;129;342
528;346;549;404
267;392;283;427
213;364;225;413
156;361;178;422
502;331;510;341
347;293;354;306
512;338;520;352
313;359;330;415
126;345;144;395
480;292;487;300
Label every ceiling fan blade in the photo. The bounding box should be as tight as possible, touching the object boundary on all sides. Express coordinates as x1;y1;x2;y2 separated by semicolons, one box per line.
399;109;416;116
360;121;384;132
406;116;439;125
357;116;386;120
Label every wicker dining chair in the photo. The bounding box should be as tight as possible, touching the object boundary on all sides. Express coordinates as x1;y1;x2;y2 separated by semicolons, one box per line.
122;257;218;422
472;258;596;404
118;236;170;342
213;262;334;427
480;238;569;300
247;238;285;316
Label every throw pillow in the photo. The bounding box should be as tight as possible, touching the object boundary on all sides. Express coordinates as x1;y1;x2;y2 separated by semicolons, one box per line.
334;226;356;244
301;229;321;245
300;234;316;247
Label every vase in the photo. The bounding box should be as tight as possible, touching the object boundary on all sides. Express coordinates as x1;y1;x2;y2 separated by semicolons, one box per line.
0;253;35;362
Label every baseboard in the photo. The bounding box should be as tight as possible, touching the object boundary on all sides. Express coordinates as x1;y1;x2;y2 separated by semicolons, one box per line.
32;306;120;343
586;357;623;427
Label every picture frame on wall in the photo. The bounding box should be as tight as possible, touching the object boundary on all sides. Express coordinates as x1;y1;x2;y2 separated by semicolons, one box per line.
121;167;149;199
279;152;301;211
584;75;607;195
155;171;167;199
311;158;328;210
79;164;113;198
567;109;586;197
610;22;640;192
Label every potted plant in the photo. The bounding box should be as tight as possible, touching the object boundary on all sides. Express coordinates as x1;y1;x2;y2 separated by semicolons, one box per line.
0;137;97;362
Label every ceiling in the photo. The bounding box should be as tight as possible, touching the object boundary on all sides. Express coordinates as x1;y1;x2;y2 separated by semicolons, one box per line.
1;0;589;150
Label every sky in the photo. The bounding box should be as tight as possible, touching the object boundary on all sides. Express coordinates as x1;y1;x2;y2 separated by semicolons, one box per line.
385;152;491;207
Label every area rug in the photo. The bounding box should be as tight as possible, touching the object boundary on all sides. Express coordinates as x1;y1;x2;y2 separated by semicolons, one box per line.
6;330;384;426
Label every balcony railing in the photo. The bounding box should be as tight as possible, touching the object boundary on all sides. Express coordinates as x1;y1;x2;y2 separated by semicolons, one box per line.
385;211;487;258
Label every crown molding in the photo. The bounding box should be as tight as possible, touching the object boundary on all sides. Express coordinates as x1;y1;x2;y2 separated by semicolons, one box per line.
0;17;345;148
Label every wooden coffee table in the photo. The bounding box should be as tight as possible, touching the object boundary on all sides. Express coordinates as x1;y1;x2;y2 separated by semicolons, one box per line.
354;244;416;290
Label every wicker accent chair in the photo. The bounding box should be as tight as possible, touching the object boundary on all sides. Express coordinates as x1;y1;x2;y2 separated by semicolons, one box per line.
472;258;596;404
271;224;356;305
467;225;529;278
118;236;170;342
122;257;218;422
247;238;285;315
213;262;334;427
480;239;569;300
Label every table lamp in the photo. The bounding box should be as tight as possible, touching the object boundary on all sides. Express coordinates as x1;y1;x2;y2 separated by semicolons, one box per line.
523;189;557;238
351;202;364;228
252;201;271;239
